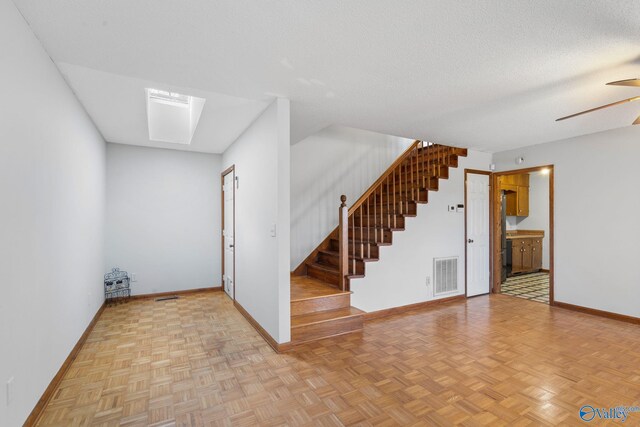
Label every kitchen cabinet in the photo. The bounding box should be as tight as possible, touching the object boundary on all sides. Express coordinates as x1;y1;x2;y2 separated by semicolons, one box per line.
511;238;530;274
517;186;529;216
531;238;542;270
501;173;529;217
509;233;543;274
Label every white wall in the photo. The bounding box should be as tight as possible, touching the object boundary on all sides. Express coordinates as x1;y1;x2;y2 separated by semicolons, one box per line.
221;99;291;343
492;125;640;317
105;144;221;295
291;126;412;269
351;150;492;312
0;1;106;425
510;172;550;269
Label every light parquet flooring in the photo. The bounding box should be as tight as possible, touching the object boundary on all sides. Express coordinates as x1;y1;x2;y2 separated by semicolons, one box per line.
36;292;640;426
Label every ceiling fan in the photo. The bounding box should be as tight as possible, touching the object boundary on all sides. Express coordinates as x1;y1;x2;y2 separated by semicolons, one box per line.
556;78;640;125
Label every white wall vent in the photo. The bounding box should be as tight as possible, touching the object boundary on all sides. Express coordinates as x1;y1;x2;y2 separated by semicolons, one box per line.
434;257;458;296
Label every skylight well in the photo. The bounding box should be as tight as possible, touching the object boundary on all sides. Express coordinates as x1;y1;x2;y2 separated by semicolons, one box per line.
146;88;205;145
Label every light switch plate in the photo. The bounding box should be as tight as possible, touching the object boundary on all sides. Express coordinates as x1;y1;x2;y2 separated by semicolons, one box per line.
270;224;277;237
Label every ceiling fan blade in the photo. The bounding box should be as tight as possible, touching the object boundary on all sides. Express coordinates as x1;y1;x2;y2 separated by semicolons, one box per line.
634;114;640;125
606;78;640;87
556;96;640;121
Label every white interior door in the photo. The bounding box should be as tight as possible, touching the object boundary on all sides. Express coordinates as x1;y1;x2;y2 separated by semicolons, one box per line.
223;172;235;299
466;173;490;296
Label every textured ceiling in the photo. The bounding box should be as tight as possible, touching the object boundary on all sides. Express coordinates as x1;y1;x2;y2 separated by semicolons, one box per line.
56;63;269;153
13;0;640;152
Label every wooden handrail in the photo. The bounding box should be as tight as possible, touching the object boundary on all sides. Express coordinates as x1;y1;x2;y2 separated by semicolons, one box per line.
348;140;420;216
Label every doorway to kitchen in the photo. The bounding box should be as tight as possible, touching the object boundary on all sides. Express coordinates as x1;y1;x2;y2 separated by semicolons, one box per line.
491;165;554;304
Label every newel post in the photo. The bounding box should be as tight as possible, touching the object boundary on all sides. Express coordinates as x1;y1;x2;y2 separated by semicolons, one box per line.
338;195;348;291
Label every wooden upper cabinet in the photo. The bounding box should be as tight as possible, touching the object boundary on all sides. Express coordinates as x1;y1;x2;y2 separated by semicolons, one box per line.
505;192;517;216
517;174;529;187
500;173;529;217
502;175;518;186
517;185;529;216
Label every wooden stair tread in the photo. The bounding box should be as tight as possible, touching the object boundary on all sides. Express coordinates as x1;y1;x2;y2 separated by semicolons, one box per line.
290;275;349;301
307;262;338;274
291;306;364;328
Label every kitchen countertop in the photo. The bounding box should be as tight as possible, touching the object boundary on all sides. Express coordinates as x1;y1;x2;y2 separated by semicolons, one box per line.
506;230;544;240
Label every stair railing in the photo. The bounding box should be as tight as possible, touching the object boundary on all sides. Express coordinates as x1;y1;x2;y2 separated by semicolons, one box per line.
338;140;455;289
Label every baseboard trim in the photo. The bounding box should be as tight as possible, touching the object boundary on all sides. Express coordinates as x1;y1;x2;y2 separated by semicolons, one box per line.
364;295;465;321
130;286;222;300
233;300;290;353
554;301;640;325
24;302;106;426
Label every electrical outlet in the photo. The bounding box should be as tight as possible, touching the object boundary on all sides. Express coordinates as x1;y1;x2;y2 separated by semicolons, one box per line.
426;276;431;286
7;377;14;405
131;273;137;282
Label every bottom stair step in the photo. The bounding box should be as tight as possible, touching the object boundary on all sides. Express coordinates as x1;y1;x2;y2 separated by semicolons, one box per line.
291;306;364;343
291;291;352;316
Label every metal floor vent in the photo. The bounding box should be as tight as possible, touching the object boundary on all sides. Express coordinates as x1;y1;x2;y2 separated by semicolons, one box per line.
155;296;179;302
434;257;458;296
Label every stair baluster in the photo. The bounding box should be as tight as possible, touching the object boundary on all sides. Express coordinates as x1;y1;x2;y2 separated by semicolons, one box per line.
338;195;348;291
366;198;371;259
358;204;363;273
404;157;409;214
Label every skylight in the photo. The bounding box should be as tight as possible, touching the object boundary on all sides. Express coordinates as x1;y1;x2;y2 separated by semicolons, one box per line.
146;88;205;145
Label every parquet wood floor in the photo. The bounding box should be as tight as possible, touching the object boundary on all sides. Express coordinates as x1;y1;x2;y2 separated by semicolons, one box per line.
36;292;640;426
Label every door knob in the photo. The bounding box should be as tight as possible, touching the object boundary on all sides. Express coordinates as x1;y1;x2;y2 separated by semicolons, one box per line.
467;239;474;243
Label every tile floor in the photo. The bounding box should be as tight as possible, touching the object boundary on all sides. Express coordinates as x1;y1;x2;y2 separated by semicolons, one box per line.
501;272;549;304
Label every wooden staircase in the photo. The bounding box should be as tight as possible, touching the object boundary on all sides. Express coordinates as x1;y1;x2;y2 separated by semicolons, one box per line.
290;142;467;345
